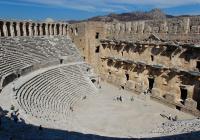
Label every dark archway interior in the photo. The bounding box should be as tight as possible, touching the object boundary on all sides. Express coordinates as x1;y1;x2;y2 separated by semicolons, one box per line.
148;78;154;91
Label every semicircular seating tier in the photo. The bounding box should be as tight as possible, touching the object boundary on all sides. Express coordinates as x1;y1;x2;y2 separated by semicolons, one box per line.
0;36;83;80
15;64;97;128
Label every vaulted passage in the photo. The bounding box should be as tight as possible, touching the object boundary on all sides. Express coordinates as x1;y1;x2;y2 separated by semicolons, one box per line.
95;46;100;53
196;61;200;71
52;24;55;35
0;21;4;36
148;78;154;91
42;23;46;35
13;22;17;36
6;22;11;36
56;24;60;35
180;87;188;104
20;23;24;36
37;24;40;36
26;23;30;36
32;23;35;36
95;32;99;39
125;73;129;81
151;55;154;61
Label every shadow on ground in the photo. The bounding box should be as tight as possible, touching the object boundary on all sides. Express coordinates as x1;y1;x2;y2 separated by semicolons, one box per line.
0;108;199;140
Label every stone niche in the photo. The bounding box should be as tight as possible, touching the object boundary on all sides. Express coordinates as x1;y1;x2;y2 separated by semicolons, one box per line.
184;98;197;109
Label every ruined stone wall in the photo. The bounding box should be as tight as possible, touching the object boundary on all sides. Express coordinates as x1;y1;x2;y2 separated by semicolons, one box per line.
69;22;106;73
99;40;200;116
0;20;68;37
70;17;200;72
69;17;200;116
105;16;200;43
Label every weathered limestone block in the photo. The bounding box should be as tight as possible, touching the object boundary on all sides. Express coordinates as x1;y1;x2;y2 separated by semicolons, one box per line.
125;22;132;33
28;24;32;36
152;27;160;33
114;76;122;85
168;26;178;34
135;82;143;93
126;80;135;90
163;93;175;102
183;18;190;34
59;25;62;35
115;23;121;34
151;88;161;97
16;22;20;36
137;21;145;34
23;23;27;36
3;22;8;36
144;25;152;34
119;77;126;86
190;26;199;34
120;23;125;34
49;24;52;35
185;98;197;109
159;22;168;33
131;22;138;33
107;75;113;83
10;22;14;37
45;24;48;35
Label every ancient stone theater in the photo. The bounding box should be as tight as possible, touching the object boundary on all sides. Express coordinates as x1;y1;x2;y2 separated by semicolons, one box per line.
0;11;200;140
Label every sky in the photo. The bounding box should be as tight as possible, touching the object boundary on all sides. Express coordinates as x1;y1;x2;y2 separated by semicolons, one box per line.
0;0;200;21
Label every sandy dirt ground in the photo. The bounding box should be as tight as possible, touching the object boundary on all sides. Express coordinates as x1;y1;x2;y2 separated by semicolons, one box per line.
70;82;195;138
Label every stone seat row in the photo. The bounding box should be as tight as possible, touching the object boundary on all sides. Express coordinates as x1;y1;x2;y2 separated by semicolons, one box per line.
0;36;82;79
15;64;96;127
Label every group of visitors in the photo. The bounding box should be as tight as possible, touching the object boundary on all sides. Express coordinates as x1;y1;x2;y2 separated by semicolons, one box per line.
114;96;123;102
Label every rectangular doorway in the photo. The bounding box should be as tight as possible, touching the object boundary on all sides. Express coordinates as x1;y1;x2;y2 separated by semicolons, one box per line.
180;87;187;104
148;78;154;91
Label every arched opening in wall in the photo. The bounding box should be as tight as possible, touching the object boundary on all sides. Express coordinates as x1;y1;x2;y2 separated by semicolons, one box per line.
196;61;200;72
75;27;78;36
42;23;46;35
2;73;17;87
121;51;124;56
109;71;111;75
180;86;188;104
37;24;40;36
13;22;17;36
148;77;154;92
95;32;99;39
60;59;63;64
151;55;154;61
61;25;64;35
32;23;35;36
26;23;29;36
0;21;4;36
125;73;129;81
20;23;24;36
52;24;55;35
91;79;96;83
95;46;100;53
56;24;59;35
6;22;11;36
176;106;181;111
65;25;68;35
